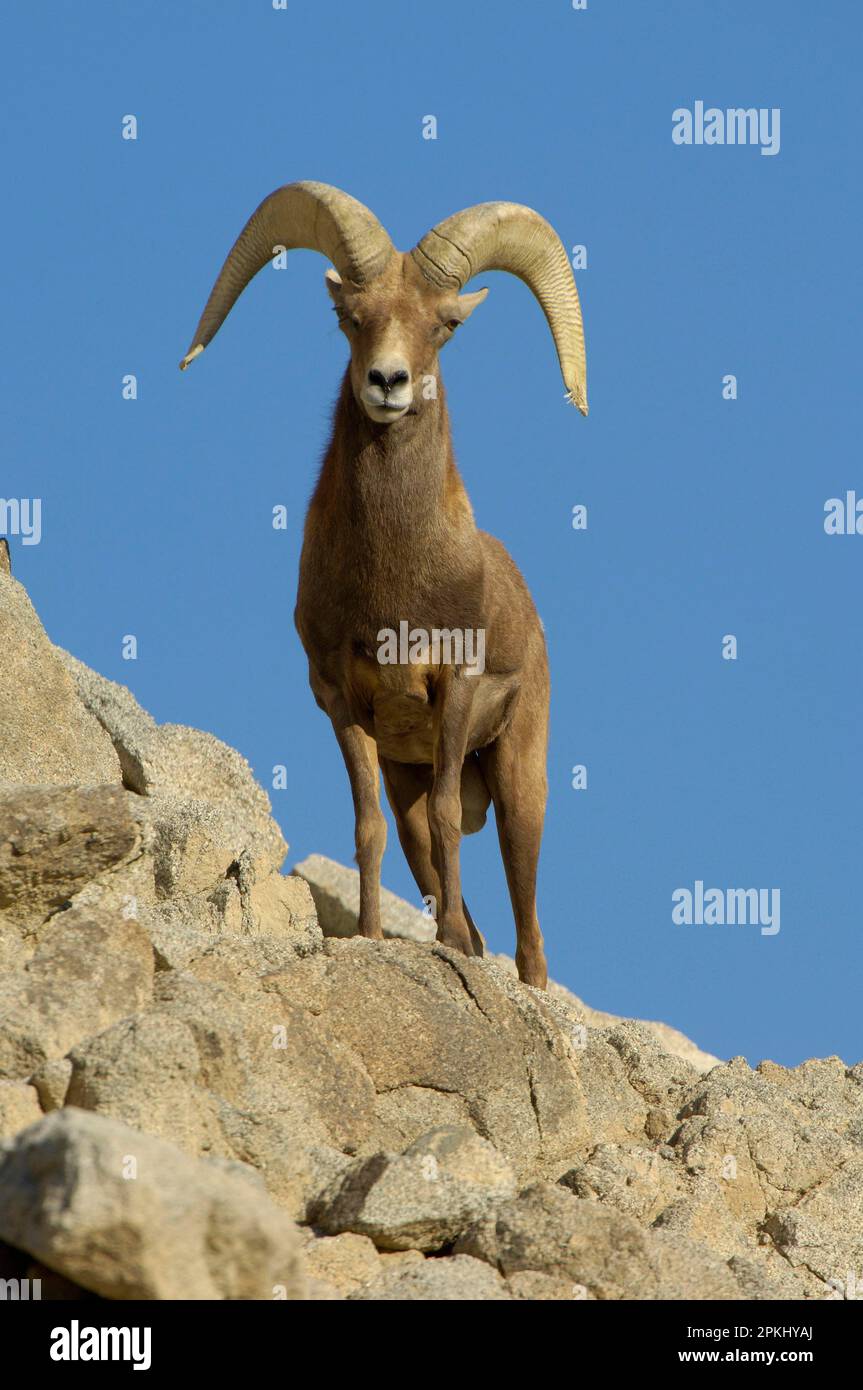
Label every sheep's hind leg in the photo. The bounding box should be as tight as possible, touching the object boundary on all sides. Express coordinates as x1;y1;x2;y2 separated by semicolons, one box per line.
478;702;548;989
380;757;484;955
427;673;477;959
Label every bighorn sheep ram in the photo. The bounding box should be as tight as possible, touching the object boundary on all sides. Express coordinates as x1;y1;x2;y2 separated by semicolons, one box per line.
181;182;587;987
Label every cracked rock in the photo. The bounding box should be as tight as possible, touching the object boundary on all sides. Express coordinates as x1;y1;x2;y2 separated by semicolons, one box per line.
314;1127;516;1251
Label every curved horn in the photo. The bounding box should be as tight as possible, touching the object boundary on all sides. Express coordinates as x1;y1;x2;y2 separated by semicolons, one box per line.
411;202;587;414
180;181;395;369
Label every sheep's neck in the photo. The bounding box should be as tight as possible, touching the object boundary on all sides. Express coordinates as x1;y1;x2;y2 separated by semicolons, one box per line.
304;370;481;634
323;370;475;550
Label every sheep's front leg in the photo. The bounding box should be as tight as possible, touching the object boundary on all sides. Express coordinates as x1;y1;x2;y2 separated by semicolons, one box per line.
328;698;386;940
428;671;476;957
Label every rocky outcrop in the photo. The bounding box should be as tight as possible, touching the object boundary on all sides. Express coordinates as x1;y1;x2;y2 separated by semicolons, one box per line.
0;1109;306;1300
294;852;721;1074
59;648;286;875
312;1127;517;1251
0;572;120;787
0;561;860;1301
0;785;140;924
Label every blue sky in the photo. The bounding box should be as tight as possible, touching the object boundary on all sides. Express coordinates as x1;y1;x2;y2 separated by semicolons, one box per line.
4;1;860;1066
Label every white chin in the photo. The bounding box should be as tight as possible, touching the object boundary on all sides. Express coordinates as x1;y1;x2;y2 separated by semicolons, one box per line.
363;403;409;424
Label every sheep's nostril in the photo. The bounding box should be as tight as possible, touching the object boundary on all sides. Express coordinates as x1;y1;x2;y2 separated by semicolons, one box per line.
368;368;409;394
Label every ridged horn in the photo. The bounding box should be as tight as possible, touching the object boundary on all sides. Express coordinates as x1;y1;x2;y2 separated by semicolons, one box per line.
411;202;587;414
179;181;395;369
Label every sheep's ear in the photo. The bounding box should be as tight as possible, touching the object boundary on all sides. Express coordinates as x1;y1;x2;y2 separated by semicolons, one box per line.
325;267;344;304
457;287;489;321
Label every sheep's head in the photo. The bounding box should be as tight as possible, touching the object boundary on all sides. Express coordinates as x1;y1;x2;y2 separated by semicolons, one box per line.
180;181;588;418
324;255;488;424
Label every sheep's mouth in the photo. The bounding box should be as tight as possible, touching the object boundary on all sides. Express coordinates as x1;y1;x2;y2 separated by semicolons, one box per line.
362;393;412;423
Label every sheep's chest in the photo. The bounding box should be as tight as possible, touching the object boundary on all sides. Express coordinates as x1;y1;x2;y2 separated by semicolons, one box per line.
347;648;436;762
345;646;520;765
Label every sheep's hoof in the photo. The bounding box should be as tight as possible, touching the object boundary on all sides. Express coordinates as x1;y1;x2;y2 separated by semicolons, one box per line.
435;920;476;957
